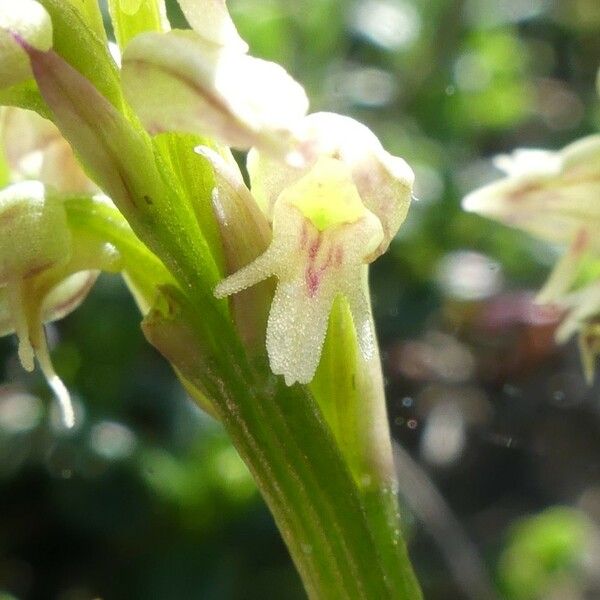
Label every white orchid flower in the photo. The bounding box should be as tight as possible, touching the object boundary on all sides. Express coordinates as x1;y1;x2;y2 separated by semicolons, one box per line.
0;103;109;426
463;133;600;382
463;135;600;302
463;135;600;250
248;112;415;257
121;0;308;160
214;113;414;385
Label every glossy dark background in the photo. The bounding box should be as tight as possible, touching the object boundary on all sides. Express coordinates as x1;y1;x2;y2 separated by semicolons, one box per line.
1;0;600;598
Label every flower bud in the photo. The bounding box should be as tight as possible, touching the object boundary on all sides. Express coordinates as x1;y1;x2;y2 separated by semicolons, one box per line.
0;0;53;89
579;321;600;385
553;281;600;384
0;181;71;285
176;0;247;51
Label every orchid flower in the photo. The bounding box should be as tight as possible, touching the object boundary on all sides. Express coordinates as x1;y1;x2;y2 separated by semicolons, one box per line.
0;1;109;424
116;0;414;385
462;135;600;258
0;183;122;428
214;113;414;385
121;0;308;160
463;135;600;301
463;134;600;380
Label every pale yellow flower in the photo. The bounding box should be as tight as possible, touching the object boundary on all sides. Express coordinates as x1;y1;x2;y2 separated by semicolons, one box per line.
215;114;414;385
121;0;308;160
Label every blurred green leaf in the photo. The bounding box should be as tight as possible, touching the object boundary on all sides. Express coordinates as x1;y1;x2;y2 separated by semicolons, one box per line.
499;507;591;600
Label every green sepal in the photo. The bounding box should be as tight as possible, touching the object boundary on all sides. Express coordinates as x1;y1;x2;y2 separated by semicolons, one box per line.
108;0;168;50
64;0;107;43
152;132;225;275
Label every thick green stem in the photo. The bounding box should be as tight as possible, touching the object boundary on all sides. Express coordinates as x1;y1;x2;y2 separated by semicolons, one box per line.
144;295;422;600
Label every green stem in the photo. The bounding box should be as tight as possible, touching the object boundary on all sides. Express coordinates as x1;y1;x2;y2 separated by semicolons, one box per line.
145;295;422;599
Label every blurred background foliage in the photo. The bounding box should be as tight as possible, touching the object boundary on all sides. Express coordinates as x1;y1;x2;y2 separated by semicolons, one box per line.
1;0;600;598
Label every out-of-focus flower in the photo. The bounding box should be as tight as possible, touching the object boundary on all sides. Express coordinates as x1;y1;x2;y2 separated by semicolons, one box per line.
552;282;600;384
1;107;97;194
0;0;53;90
215;113;414;385
0;104;104;426
463;134;600;382
121;0;308;160
462;135;600;252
